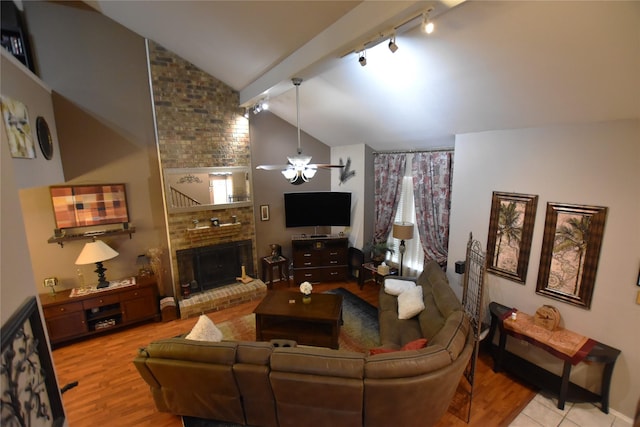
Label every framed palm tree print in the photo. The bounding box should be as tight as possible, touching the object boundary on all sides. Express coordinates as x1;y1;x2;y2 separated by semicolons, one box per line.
486;192;538;283
536;202;608;309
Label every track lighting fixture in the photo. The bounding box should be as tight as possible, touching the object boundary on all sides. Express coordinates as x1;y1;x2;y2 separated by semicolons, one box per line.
422;12;434;34
388;36;398;53
358;51;367;67
251;99;269;115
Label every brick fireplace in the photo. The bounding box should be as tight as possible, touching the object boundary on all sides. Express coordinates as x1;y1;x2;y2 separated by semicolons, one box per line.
147;41;261;314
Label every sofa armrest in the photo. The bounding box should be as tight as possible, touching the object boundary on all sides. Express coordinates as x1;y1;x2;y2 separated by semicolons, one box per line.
142;338;237;364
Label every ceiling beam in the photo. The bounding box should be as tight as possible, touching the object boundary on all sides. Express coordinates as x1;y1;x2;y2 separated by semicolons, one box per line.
239;1;453;107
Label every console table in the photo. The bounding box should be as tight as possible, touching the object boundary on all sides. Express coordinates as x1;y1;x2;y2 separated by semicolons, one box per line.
488;302;620;413
40;276;159;347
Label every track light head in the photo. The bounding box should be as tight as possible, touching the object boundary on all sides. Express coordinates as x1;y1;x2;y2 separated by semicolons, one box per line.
422;11;435;34
388;36;398;53
358;51;367;67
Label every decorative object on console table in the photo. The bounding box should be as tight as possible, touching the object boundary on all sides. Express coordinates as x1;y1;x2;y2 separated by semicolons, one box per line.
43;277;58;295
136;254;153;277
75;239;119;288
393;222;414;275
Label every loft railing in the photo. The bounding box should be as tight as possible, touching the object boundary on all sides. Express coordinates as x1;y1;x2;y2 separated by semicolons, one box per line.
170;186;201;208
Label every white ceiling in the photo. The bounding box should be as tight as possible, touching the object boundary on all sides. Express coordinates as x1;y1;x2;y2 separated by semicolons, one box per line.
86;1;639;151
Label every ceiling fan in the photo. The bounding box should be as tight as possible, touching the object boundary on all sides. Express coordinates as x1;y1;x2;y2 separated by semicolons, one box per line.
256;78;344;185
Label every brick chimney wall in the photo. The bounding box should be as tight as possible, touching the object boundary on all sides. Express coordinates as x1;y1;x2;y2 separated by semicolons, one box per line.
147;41;256;297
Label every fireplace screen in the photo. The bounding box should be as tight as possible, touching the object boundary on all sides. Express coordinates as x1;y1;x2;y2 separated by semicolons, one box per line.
177;240;253;293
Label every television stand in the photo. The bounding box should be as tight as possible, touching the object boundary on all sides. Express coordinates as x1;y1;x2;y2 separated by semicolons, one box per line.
310;234;328;238
292;236;348;284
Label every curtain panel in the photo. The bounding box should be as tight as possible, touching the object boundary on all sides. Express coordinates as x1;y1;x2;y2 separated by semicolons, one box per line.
412;151;454;266
373;153;406;243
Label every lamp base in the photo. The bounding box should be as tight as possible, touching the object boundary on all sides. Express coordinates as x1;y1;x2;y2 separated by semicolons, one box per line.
96;280;110;289
94;261;109;288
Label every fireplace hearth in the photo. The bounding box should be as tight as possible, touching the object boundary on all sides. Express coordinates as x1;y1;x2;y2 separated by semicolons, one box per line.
177;240;254;294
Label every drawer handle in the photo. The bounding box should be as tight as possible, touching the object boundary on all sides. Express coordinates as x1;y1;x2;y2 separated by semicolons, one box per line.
304;274;312;277
303;253;312;257
59;307;65;312
329;261;338;264
99;299;104;303
304;262;312;266
330;272;338;276
329;252;338;256
133;292;139;296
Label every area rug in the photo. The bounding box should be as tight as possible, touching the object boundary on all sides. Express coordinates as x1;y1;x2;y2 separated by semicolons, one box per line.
182;287;379;427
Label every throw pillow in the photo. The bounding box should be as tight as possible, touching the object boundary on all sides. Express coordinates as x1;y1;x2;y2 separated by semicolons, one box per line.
384;278;416;296
185;314;223;342
397;285;425;319
369;338;428;355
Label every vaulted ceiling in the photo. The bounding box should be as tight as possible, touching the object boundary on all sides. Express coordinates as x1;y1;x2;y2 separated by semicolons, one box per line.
85;1;639;151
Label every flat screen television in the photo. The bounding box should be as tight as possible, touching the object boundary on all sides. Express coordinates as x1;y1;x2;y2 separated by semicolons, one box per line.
284;192;351;228
50;183;129;229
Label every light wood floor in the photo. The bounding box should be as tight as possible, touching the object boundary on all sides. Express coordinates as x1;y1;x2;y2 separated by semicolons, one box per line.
50;279;536;427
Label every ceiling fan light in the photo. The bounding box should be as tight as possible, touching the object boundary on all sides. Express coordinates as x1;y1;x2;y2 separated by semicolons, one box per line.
304;168;317;179
282;168;296;180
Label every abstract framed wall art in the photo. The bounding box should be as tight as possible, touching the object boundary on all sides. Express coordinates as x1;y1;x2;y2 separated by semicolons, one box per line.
1;297;65;426
536;202;608;309
486;191;538;283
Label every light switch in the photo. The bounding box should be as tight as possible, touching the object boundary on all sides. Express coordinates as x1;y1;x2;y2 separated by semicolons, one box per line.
636;290;640;305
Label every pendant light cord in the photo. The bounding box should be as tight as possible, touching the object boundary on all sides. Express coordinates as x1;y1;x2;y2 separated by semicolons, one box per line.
293;78;302;155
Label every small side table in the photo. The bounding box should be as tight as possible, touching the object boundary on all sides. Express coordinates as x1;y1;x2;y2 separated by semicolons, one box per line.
359;262;398;288
261;256;290;289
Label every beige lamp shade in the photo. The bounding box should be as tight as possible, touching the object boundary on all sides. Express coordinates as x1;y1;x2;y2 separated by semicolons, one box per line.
75;240;119;265
393;222;414;240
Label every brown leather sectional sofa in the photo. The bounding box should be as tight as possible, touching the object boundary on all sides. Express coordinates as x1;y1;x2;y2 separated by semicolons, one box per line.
134;260;472;427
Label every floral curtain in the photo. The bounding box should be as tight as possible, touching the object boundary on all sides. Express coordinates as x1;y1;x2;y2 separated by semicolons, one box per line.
373;153;406;244
412;151;454;267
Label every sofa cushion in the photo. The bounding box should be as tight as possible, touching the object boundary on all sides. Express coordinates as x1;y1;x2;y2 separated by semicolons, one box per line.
397;285;425;319
384;278;416;296
271;347;365;379
236;341;273;365
365;345;452;379
141;338;237;365
185;314;223;342
369;338;428;355
428;310;470;361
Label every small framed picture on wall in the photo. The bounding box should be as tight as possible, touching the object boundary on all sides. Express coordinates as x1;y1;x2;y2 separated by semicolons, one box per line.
260;205;269;221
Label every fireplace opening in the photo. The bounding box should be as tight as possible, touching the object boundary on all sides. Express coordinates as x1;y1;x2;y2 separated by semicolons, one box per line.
177;240;254;294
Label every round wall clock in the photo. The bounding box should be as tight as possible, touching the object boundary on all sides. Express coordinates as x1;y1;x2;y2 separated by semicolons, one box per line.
35;116;53;160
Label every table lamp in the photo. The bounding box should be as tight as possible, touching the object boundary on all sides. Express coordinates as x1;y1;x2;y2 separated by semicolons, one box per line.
75;239;119;288
393;222;414;276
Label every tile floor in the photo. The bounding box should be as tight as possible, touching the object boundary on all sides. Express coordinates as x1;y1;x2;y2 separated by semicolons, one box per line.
510;393;632;427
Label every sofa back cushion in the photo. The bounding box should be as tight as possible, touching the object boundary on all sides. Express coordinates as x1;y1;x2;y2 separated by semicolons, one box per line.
140;338;237;365
364;345;452;379
270;347;366;427
428;310;470;361
417;260;462;340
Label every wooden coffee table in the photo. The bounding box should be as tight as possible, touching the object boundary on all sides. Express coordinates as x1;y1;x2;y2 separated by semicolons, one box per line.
254;291;343;349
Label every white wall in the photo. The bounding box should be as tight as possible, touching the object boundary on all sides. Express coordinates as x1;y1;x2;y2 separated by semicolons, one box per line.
331;144;372;248
447;119;640;419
